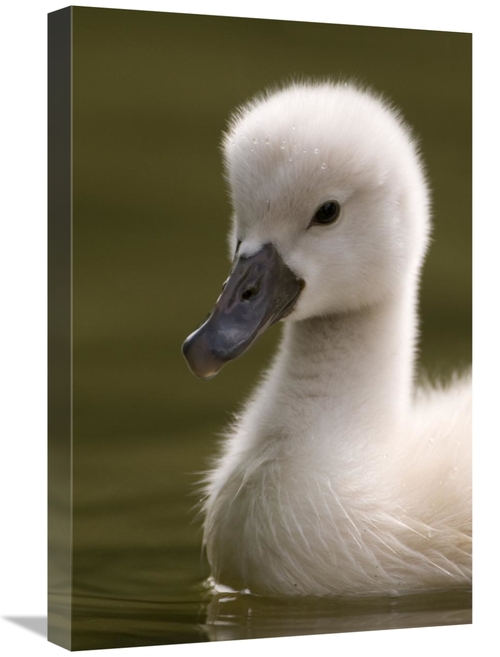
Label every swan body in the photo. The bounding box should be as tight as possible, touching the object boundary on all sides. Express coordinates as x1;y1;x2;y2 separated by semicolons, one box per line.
184;82;471;597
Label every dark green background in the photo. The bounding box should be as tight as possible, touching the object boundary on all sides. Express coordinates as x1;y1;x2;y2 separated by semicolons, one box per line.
68;7;471;649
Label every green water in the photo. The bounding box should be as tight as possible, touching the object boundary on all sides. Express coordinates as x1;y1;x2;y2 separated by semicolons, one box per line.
48;7;471;650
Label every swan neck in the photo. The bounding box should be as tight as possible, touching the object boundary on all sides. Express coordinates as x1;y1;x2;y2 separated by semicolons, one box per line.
279;289;417;430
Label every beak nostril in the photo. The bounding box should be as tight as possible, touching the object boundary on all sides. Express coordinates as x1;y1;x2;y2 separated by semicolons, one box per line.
241;286;259;301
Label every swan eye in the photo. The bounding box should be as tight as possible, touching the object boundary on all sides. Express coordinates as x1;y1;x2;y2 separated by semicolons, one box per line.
311;201;341;226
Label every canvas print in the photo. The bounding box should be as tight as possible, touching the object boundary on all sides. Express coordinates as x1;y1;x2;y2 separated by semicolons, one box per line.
48;6;472;651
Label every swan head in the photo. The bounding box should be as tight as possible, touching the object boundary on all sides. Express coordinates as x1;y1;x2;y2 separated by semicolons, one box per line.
183;82;431;378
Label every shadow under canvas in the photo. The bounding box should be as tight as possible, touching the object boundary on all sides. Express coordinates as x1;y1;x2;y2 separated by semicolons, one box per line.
3;616;47;639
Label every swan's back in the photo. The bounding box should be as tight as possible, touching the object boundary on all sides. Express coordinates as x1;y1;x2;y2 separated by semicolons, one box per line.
403;374;472;535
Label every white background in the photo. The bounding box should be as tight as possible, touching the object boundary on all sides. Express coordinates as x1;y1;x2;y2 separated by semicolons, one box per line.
0;1;497;655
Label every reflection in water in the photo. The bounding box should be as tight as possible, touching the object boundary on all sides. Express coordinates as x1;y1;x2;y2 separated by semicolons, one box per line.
204;587;472;642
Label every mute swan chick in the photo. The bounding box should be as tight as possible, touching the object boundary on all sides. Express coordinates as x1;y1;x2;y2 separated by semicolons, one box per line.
182;82;471;597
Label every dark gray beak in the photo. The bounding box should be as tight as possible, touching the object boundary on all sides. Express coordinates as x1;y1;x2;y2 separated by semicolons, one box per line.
182;243;305;379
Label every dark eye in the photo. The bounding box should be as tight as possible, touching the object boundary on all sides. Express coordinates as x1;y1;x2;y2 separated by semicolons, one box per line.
310;201;341;226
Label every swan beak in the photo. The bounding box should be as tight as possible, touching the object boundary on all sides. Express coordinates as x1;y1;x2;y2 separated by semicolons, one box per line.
182;243;305;379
